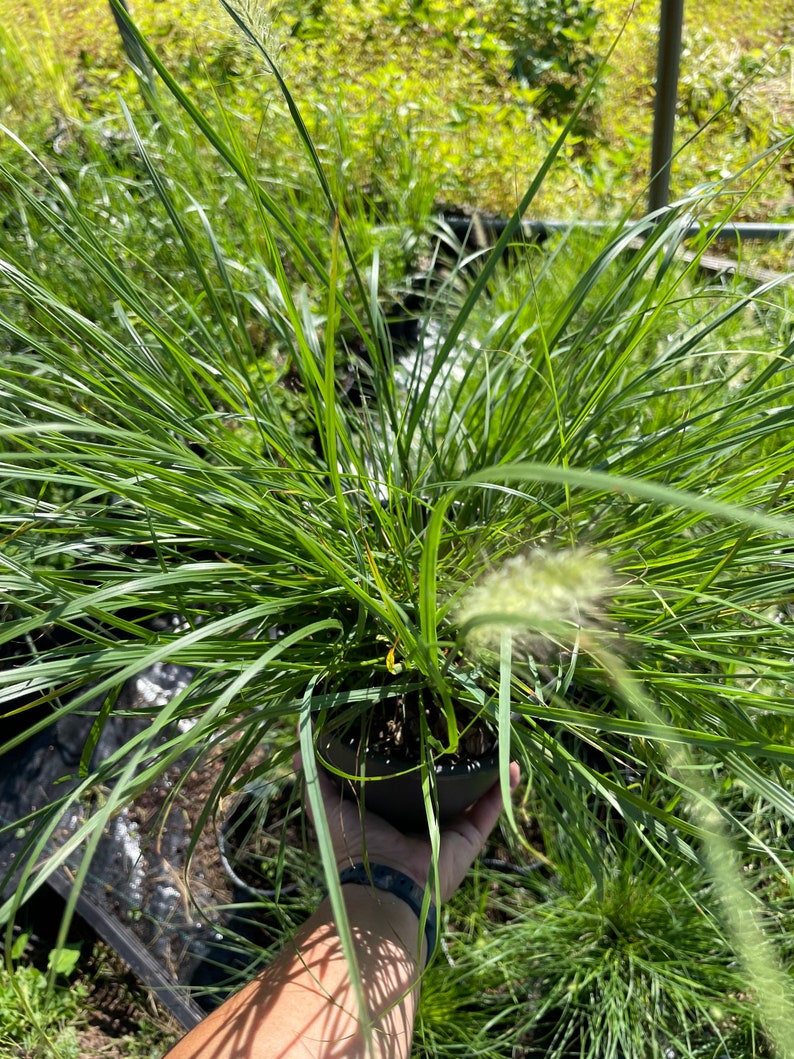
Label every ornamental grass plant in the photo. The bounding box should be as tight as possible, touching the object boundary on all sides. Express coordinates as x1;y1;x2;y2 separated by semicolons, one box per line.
418;813;787;1058
1;2;793;1055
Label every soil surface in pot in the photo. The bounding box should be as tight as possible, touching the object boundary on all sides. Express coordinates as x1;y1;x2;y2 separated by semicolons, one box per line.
333;691;497;765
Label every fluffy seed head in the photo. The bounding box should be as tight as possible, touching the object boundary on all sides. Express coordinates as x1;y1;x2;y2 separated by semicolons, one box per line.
456;547;615;661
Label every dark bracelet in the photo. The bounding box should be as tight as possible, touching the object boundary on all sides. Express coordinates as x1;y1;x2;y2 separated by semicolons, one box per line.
338;862;437;965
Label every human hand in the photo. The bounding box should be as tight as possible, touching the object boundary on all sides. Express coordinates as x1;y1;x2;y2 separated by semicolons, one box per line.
299;754;520;904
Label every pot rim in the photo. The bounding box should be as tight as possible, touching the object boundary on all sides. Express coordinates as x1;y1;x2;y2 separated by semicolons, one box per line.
317;729;501;778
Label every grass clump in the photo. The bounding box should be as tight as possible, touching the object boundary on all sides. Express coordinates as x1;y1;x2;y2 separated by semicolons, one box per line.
0;2;793;1056
418;824;783;1058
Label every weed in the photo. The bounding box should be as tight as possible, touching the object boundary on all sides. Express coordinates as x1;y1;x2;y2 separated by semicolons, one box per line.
0;934;86;1059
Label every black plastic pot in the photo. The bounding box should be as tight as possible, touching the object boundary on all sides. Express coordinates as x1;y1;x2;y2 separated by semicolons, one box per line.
317;729;500;832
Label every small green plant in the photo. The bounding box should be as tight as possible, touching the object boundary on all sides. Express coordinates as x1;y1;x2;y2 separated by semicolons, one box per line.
489;0;603;127
0;935;86;1059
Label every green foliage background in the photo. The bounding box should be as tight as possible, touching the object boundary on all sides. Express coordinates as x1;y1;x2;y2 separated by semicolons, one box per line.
1;0;792;219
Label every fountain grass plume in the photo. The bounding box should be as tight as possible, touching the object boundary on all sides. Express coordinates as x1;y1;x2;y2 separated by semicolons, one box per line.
456;547;616;662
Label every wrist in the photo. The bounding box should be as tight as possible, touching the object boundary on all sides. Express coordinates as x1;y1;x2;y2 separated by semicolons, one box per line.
339;862;437;964
337;883;429;968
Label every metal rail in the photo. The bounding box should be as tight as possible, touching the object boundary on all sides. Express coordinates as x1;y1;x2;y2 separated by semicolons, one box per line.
441;215;794;244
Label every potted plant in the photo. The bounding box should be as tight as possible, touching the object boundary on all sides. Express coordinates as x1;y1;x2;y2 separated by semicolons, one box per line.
1;3;794;1046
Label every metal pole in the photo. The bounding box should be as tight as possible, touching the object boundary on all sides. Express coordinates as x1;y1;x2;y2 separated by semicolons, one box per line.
648;0;685;214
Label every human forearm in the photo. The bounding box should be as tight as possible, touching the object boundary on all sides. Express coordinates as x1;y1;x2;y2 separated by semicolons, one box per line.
164;761;519;1059
165;884;424;1059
